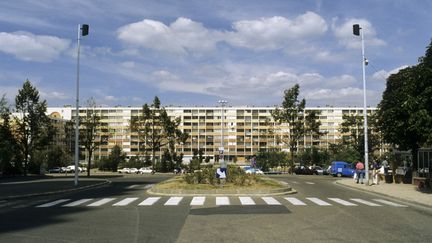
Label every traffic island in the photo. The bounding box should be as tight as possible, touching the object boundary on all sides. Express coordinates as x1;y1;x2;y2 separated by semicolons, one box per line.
148;175;295;196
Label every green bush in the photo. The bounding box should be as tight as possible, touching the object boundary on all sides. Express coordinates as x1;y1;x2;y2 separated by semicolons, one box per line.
182;165;260;186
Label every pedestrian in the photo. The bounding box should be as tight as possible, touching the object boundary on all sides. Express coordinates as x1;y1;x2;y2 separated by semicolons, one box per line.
382;157;389;175
372;161;380;185
355;161;365;184
250;155;257;169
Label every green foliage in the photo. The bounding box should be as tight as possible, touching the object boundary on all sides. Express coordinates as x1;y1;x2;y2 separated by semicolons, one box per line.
0;96;21;175
182;165;260;186
98;145;125;171
271;84;306;166
14;80;53;175
255;150;288;171
297;147;330;166
377;40;432;163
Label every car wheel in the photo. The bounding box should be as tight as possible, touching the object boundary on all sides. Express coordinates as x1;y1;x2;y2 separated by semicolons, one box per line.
336;173;342;177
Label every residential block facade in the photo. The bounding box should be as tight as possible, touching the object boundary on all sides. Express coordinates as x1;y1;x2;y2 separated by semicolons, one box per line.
46;106;377;163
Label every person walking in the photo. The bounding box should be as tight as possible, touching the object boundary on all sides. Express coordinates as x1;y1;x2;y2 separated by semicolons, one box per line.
372;161;380;185
356;161;365;184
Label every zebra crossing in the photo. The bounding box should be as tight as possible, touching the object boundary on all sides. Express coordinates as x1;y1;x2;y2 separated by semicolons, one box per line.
33;196;408;208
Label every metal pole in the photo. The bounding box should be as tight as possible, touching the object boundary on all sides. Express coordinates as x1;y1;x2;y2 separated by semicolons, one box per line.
74;24;81;186
219;100;227;168
361;28;369;184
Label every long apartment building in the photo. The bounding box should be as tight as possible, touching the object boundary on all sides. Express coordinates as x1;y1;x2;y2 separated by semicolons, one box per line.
46;106;377;163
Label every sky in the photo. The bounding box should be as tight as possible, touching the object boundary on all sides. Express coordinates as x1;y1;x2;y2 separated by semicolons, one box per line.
0;0;431;108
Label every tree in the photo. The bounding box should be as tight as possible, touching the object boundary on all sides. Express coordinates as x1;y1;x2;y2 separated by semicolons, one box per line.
0;95;20;175
378;40;432;164
80;98;107;176
130;103;151;162
13;80;53;175
271;84;306;166
107;145;125;171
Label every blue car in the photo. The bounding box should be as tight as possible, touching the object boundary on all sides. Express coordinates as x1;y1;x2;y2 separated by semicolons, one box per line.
330;161;355;177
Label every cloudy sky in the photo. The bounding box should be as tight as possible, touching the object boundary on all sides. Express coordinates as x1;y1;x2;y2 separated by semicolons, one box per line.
0;0;430;108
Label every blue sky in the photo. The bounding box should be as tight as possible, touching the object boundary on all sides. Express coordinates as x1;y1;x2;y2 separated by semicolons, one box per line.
0;0;430;108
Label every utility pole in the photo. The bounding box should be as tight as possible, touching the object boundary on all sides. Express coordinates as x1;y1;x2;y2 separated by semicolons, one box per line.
74;24;89;186
218;100;227;169
353;24;369;184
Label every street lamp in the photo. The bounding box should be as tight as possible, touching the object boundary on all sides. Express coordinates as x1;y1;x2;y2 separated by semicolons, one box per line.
353;24;369;184
218;100;227;169
74;24;89;186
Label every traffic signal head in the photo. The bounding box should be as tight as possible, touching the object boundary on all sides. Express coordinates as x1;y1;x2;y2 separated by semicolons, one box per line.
353;24;360;36
81;24;89;36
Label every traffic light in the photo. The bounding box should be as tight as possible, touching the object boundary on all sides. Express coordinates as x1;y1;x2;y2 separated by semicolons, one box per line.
353;24;360;36
81;24;89;36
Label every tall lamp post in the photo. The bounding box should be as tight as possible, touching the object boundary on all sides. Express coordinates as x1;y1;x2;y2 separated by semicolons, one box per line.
353;24;369;184
74;24;89;186
218;100;227;169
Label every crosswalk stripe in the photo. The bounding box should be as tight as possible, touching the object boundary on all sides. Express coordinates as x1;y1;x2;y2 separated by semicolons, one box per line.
306;197;332;206
63;199;93;207
164;197;183;206
87;198;116;207
126;185;138;189
373;199;408;207
216;197;230;205
350;199;381;206
284;197;307;205
305;182;315;185
328;198;357;206
262;197;281;205
138;197;161;206
190;197;206;206
239;197;255;205
113;197;139;206
36;199;70;208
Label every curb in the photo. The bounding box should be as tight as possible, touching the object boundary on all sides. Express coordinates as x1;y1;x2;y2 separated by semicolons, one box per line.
0;179;111;200
334;180;432;208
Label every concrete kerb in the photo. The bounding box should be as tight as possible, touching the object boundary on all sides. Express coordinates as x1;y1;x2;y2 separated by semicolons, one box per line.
148;177;297;196
334;179;432;209
0;179;111;200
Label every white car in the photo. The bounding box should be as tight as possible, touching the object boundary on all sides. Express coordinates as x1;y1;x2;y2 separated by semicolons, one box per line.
139;167;153;174
118;168;130;173
245;168;264;175
129;168;139;174
65;165;83;173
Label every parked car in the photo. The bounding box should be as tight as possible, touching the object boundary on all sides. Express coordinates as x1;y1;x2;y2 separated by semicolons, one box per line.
294;166;317;175
65;165;83;173
312;166;325;175
140;167;154;174
245;168;264;175
330;161;355;177
129;168;139;174
48;167;64;173
118;168;130;173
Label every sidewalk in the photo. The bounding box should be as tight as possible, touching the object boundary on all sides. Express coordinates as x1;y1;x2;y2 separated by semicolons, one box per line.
336;178;432;207
0;177;110;200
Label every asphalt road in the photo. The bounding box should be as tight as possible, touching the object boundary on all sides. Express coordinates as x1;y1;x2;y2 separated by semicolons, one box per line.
0;174;431;243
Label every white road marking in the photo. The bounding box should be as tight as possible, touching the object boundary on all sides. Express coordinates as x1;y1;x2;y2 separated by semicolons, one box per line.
63;199;93;207
113;197;139;206
306;197;332;206
305;182;315;185
144;184;155;189
350;199;381;206
164;197;183;206
373;199;408;207
190;197;206;206
239;197;255;205
262;197;281;205
36;199;70;208
87;198;116;207
328;198;357;206
216;197;230;205
126;185;138;189
284;197;307;205
291;181;300;184
138;197;161;206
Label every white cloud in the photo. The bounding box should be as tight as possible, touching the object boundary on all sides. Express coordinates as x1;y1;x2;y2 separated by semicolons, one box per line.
227;12;328;50
332;18;386;49
117;17;223;54
40;90;70;100
0;31;70;62
372;65;409;81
